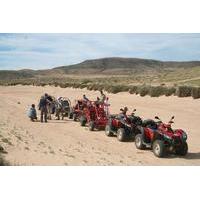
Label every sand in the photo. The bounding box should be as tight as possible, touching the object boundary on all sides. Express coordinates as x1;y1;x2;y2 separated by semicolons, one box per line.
0;85;200;165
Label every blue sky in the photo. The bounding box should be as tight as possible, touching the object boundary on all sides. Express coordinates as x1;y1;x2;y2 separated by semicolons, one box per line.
0;33;200;70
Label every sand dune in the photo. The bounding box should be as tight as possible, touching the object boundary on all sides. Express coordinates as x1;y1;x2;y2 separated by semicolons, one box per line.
0;85;200;165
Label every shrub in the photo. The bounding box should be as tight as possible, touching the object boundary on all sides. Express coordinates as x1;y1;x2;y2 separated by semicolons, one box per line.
129;86;138;94
138;86;150;97
79;83;87;89
149;86;166;97
165;87;176;96
106;85;129;94
191;87;200;99
60;82;72;88
176;86;192;97
81;79;92;84
86;84;94;91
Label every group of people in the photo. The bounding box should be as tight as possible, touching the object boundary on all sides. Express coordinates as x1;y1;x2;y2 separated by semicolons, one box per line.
82;90;106;104
27;93;53;123
27;90;108;123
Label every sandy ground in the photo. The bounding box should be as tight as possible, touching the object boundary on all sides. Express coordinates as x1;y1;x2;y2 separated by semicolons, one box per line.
0;85;200;166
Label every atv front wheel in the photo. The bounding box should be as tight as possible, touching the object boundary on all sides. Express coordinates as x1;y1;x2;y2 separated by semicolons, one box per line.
73;113;77;121
135;134;145;149
80;116;87;126
152;140;166;158
175;142;188;156
117;128;126;142
105;124;113;136
89;121;95;131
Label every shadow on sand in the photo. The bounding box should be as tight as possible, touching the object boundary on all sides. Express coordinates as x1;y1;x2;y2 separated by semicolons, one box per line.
184;152;200;160
161;152;200;160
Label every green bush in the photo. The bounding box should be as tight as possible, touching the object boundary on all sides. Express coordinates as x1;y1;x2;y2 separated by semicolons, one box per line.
105;85;129;94
149;86;166;97
165;87;176;96
129;86;138;94
138;86;150;97
176;86;192;97
191;87;200;99
81;79;92;84
79;83;87;89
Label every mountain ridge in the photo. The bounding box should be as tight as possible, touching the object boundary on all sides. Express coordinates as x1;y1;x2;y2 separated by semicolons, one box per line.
1;57;200;80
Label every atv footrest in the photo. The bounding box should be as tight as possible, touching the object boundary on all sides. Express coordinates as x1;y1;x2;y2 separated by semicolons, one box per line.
143;142;151;148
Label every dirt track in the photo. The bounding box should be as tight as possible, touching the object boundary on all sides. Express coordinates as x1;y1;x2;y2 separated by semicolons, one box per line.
0;85;200;165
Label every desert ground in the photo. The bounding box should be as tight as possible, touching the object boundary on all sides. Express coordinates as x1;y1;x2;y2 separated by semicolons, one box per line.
0;85;200;165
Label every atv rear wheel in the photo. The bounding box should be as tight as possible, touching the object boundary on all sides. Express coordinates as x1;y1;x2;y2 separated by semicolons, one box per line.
80;116;87;126
105;124;113;136
89;121;95;131
175;142;188;156
152;140;166;158
117;128;126;142
69;112;73;119
135;134;145;149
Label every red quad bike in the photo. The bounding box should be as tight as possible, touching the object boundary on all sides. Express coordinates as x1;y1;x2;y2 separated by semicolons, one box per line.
105;109;142;142
135;116;188;158
79;101;109;131
71;100;88;121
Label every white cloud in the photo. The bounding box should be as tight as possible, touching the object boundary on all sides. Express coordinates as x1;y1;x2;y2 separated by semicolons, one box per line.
0;33;200;70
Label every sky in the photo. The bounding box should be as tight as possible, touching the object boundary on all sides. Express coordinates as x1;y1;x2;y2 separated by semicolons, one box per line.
0;33;200;70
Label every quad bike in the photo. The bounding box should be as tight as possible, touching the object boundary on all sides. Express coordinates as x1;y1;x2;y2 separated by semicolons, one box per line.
60;97;73;119
105;109;142;142
79;101;109;131
54;97;73;120
135;116;188;158
71;100;88;121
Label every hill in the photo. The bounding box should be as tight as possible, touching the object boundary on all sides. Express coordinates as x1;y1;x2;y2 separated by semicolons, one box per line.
1;57;200;81
53;57;200;75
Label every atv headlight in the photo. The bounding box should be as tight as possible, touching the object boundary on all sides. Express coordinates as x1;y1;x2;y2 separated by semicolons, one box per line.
182;131;187;140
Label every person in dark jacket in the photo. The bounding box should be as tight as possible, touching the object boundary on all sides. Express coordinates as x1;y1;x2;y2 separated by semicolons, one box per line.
28;104;37;121
38;93;50;123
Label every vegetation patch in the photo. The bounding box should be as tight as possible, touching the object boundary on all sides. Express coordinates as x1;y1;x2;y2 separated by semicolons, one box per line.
191;87;200;99
176;86;192;97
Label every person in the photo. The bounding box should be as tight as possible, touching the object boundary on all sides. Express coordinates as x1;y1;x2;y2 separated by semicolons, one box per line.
118;107;128;120
104;97;110;116
95;97;100;107
27;104;37;121
83;94;89;102
99;90;106;103
38;93;50;123
57;96;63;106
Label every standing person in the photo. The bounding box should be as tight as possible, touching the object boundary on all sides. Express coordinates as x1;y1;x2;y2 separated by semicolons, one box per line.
38;93;49;123
104;97;110;116
27;104;37;121
99;90;106;103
